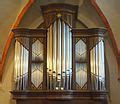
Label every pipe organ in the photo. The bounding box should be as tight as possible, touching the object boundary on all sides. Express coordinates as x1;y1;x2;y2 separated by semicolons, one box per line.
72;29;106;91
13;29;47;90
11;3;108;104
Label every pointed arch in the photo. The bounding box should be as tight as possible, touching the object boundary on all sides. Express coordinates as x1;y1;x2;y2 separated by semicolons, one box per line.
90;0;120;79
0;0;35;81
0;0;120;81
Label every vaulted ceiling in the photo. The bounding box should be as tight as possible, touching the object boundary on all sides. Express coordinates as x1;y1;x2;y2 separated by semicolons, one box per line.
0;0;120;80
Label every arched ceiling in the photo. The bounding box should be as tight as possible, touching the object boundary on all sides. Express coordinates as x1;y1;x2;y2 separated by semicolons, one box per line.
0;0;120;80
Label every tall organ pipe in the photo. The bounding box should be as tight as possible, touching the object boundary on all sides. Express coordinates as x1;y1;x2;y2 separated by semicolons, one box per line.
47;18;72;90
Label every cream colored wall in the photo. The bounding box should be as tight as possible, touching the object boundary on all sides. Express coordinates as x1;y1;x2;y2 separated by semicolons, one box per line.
96;0;120;103
78;0;104;28
0;41;15;104
0;0;28;104
0;0;28;59
96;0;120;51
18;1;43;28
106;40;120;104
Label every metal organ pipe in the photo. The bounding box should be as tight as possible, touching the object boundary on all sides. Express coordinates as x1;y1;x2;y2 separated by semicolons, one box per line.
47;19;72;90
57;19;62;90
14;38;29;90
62;21;66;90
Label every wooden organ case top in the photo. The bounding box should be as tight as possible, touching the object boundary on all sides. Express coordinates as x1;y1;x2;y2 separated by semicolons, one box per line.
11;3;108;104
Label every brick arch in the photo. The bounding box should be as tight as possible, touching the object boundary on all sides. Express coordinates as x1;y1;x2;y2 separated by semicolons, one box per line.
0;0;120;81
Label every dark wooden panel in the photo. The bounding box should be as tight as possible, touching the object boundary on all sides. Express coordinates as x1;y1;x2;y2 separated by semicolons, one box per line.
11;91;108;104
16;98;107;104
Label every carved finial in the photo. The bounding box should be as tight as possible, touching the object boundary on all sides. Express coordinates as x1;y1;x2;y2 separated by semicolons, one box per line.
57;13;62;18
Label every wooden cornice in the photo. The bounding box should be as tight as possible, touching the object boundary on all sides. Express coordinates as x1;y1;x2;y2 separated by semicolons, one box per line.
12;28;47;38
71;28;107;35
90;0;120;80
0;0;120;81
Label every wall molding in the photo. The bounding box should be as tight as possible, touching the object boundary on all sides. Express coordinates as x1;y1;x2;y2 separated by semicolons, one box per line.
90;0;120;79
0;0;120;81
0;0;35;81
